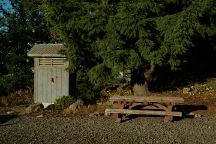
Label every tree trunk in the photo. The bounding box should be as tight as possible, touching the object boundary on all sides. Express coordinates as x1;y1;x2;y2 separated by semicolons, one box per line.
144;63;156;82
132;63;156;96
133;82;150;96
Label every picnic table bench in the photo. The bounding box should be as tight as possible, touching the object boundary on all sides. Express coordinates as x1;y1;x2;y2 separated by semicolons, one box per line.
105;96;184;122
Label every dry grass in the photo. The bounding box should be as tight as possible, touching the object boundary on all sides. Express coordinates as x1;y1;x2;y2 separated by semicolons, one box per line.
63;103;107;115
100;85;133;102
0;87;33;106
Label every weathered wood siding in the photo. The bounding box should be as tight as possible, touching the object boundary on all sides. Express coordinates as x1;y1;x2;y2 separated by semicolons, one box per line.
34;58;69;103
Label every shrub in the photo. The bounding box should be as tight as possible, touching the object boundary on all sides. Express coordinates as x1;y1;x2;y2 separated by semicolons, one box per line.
54;96;75;108
0;71;33;96
76;70;100;104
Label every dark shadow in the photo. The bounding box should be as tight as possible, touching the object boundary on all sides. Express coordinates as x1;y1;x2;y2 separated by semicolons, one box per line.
150;66;216;92
175;104;208;114
0;114;18;125
69;73;77;97
174;104;208;121
118;104;208;122
121;115;168;122
150;35;216;92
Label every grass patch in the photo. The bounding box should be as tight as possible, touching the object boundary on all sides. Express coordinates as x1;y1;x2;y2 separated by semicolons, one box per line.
63;103;107;115
184;78;216;93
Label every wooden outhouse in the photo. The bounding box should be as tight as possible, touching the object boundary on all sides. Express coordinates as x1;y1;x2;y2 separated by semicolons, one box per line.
28;44;69;104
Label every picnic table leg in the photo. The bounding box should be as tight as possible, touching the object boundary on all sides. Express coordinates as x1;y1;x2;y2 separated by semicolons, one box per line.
164;103;174;122
112;101;124;123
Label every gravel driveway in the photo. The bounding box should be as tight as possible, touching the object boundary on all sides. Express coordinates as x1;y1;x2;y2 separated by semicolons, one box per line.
0;115;216;144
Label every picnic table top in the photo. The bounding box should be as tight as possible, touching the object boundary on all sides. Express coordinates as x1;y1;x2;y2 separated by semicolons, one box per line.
109;96;184;104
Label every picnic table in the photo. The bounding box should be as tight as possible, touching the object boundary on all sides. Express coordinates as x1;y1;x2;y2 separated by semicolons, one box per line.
105;96;184;122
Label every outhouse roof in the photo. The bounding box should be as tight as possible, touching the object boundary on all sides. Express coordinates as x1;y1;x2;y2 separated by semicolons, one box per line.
27;44;66;57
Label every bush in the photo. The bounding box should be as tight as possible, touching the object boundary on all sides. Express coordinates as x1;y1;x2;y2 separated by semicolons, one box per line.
76;70;100;104
0;71;33;96
54;96;75;108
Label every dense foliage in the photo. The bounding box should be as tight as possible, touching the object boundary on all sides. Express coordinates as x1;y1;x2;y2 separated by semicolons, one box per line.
54;95;75;108
43;0;216;97
0;0;51;95
1;0;215;101
42;0;216;97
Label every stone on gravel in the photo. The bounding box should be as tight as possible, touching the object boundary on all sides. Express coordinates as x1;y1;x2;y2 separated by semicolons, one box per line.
89;112;101;117
36;114;43;118
188;112;202;118
44;104;55;110
6;111;14;115
26;103;44;113
69;99;84;111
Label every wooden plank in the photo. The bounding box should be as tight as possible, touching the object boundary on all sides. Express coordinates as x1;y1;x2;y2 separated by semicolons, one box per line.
110;96;184;103
51;67;57;102
37;67;45;103
153;103;169;111
141;105;163;110
62;67;69;96
47;67;52;103
56;67;62;100
105;109;182;117
43;68;48;102
34;58;38;103
164;103;174;122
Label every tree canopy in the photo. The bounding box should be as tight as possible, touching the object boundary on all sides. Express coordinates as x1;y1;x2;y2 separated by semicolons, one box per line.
43;0;216;97
0;0;51;95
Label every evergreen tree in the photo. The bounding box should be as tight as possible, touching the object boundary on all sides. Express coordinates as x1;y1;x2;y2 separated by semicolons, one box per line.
43;0;113;101
43;0;216;96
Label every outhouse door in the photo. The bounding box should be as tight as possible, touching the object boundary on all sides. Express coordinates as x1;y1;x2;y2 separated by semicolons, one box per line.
35;58;69;103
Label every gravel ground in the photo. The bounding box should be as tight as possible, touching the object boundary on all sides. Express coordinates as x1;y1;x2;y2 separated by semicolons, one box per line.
0;115;216;144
